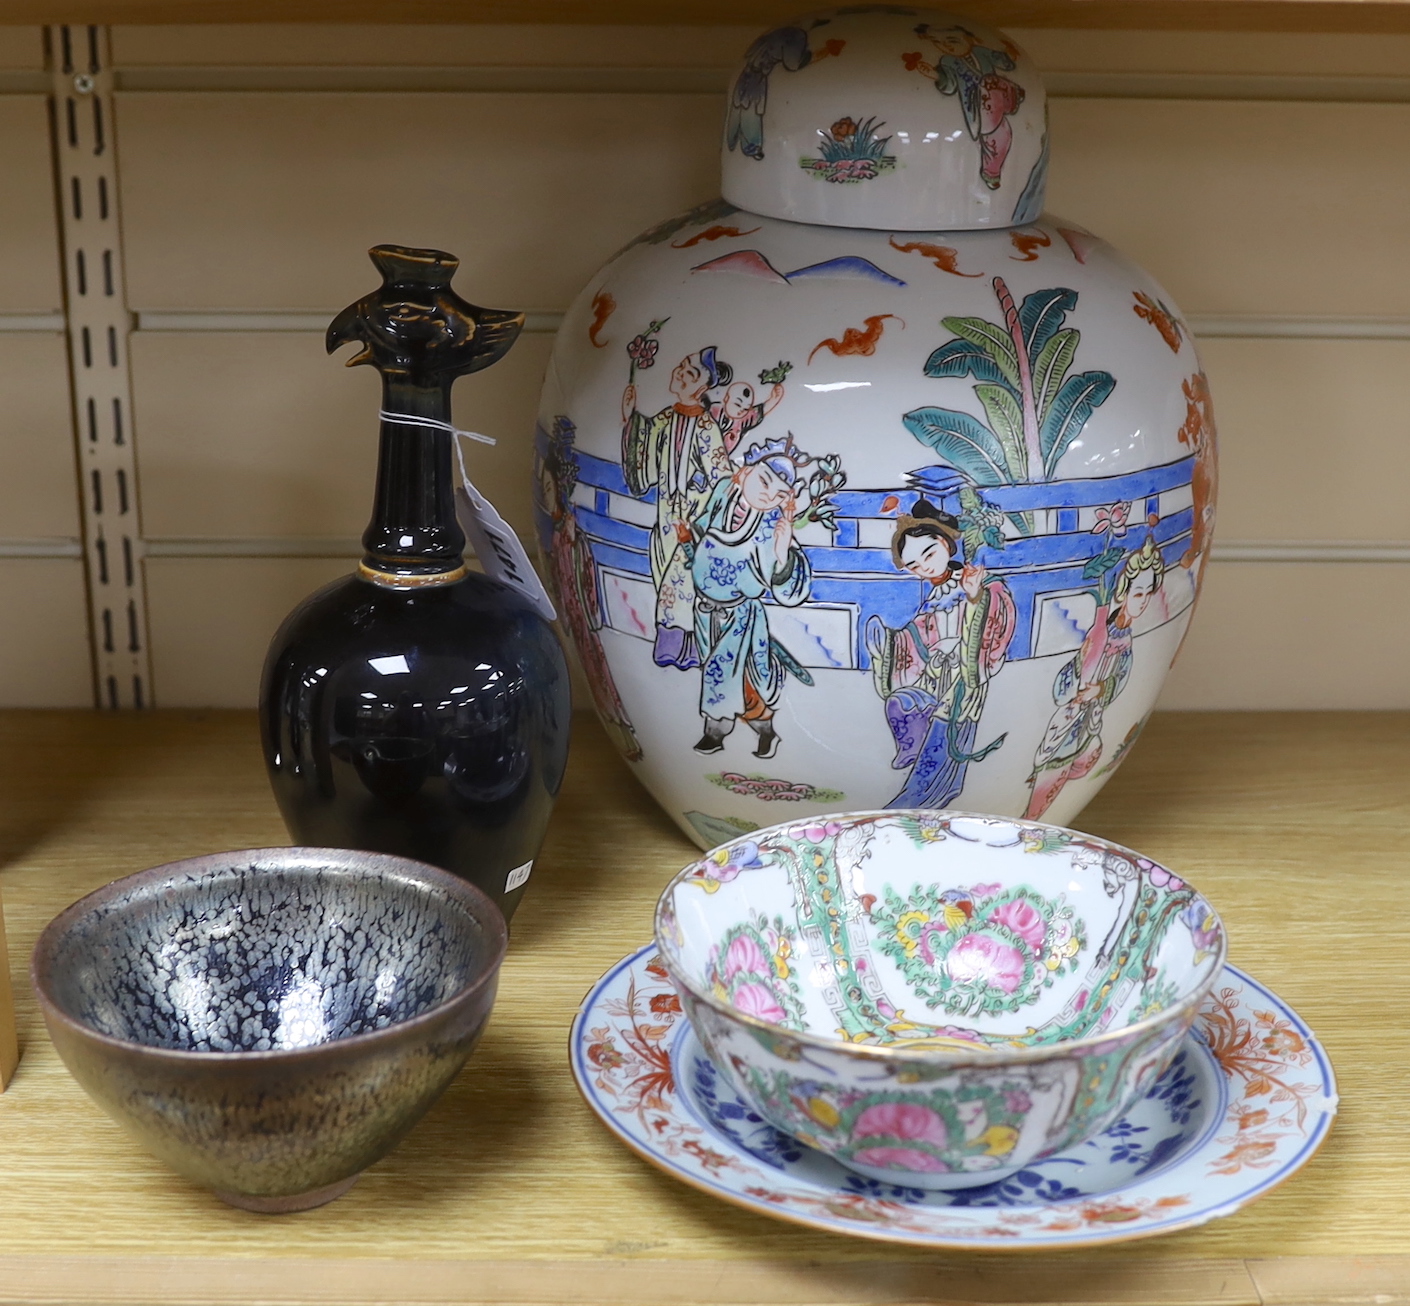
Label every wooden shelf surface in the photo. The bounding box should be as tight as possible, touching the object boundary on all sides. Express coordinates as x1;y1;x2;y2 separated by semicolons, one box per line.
0;708;1406;1304
5;0;1410;31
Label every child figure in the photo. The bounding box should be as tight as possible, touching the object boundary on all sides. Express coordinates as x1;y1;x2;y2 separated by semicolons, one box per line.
714;373;787;458
1024;537;1166;820
689;440;813;759
906;24;1025;189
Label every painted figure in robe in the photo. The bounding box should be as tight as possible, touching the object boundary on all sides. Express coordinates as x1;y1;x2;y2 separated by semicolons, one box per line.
689;440;813;760
865;500;1016;808
539;417;642;761
1024;535;1166;820
621;346;735;669
727;22;846;161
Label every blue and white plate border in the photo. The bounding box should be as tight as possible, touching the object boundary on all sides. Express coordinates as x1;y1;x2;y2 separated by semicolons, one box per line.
570;943;1338;1249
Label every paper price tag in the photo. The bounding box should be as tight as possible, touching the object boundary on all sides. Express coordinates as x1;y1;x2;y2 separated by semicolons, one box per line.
505;861;533;893
454;434;557;623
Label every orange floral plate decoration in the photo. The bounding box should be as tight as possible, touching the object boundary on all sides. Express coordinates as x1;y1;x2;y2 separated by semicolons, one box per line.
570;944;1336;1249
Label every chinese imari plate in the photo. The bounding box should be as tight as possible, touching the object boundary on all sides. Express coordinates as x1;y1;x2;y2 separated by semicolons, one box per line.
570;944;1337;1249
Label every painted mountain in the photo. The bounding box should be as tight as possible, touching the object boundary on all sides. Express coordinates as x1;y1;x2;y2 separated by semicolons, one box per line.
690;250;906;288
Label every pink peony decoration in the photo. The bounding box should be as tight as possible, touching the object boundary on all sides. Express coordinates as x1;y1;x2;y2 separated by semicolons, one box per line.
990;899;1047;953
723;933;769;980
946;933;1026;993
730;982;786;1023
853;1101;949;1146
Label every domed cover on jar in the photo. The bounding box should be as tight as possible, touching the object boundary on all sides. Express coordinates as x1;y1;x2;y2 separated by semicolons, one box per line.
535;9;1216;851
720;7;1048;231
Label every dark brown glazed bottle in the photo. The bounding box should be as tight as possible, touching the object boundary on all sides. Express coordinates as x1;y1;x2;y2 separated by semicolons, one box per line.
260;245;570;923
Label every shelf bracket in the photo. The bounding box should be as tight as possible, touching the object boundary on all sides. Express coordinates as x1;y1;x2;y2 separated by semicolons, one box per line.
47;25;153;710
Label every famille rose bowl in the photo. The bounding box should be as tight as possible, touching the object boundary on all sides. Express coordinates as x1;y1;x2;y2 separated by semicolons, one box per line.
31;848;507;1212
653;811;1226;1190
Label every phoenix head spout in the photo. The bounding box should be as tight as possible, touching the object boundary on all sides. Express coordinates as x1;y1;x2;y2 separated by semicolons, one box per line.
327;244;524;392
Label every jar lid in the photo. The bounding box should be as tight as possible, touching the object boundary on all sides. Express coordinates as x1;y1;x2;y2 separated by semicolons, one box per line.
720;6;1048;232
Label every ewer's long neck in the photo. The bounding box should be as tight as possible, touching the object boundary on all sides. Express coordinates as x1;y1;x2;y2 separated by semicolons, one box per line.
360;376;467;588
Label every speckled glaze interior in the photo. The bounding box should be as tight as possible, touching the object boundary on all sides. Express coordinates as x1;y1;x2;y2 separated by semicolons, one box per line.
43;857;483;1053
655;813;1227;1189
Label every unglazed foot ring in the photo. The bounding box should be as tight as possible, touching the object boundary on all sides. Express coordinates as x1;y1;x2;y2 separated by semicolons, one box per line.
213;1173;361;1213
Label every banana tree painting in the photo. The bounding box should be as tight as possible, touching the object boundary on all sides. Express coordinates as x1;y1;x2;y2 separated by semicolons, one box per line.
903;277;1115;490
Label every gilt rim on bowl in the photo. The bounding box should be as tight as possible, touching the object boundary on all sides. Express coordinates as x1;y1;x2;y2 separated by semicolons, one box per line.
652;810;1229;1069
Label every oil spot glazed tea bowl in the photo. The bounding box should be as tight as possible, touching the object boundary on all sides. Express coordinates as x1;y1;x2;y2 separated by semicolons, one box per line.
654;811;1225;1189
31;847;507;1212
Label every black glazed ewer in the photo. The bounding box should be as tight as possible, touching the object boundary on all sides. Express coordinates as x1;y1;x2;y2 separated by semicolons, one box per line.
260;245;570;922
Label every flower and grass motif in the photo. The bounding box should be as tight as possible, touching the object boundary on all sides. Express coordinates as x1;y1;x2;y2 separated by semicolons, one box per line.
903;279;1116;493
583;965;712;1165
870;883;1085;1017
799;116;898;183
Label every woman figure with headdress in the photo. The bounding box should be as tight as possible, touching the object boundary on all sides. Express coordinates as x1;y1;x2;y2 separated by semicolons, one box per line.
1024;536;1166;820
622;346;735;669
688;438;813;760
865;500;1015;807
539;417;643;762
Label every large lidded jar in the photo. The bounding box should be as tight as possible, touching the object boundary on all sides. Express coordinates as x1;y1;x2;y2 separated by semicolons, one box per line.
535;7;1216;850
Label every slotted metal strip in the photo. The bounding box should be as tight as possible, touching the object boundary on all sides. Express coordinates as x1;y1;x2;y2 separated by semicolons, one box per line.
48;25;152;710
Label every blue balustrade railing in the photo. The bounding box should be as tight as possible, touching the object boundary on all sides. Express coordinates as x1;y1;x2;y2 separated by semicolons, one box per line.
536;433;1195;667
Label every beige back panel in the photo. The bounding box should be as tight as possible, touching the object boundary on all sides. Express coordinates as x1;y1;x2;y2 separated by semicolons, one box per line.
3;24;1407;708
